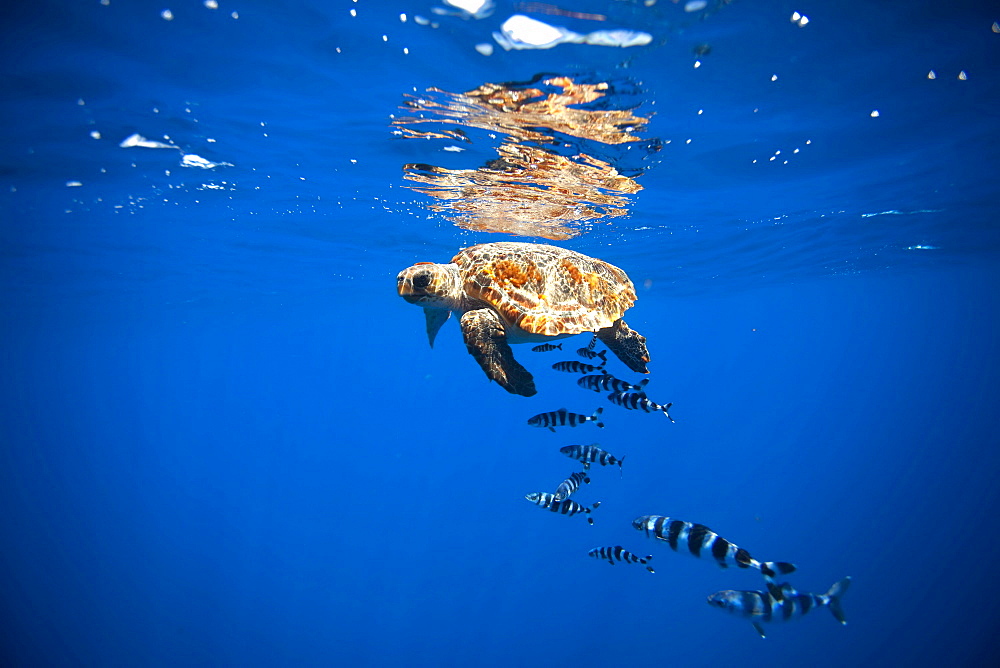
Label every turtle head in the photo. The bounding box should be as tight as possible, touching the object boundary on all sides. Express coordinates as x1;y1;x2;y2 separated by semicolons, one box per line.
396;262;461;309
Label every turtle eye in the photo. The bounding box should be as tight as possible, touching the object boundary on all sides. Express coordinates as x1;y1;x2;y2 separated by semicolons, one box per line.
412;271;432;289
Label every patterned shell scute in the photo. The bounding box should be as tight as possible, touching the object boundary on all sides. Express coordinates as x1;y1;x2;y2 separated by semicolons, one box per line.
452;242;637;336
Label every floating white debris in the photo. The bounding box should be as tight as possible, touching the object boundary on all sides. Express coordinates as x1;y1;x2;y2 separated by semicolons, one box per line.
204;0;217;9
493;14;651;50
958;70;968;80
583;30;652;47
907;245;939;250
927;70;937;79
790;12;809;27
66;181;83;187
161;9;174;21
693;60;701;68
230;11;238;19
685;0;708;12
495;14;565;49
993;22;999;33
475;42;494;56
90;130;101;139
440;0;494;19
181;153;233;169
119;133;178;149
870;110;880;117
443;146;464;152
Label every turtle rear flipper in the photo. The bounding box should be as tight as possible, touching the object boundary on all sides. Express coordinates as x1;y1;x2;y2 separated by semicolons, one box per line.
460;308;537;397
597;319;650;374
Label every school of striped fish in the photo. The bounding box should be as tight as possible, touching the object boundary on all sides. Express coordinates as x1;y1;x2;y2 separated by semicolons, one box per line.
523;335;850;639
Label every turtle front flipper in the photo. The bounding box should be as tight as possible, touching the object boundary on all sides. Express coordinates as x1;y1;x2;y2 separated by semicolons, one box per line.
597;319;650;374
460;308;537;397
423;308;451;348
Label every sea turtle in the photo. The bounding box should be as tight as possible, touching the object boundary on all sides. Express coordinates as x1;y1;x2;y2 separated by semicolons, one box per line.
396;242;650;397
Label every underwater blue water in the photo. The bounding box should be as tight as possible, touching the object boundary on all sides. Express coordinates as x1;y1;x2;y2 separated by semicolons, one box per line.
2;1;999;665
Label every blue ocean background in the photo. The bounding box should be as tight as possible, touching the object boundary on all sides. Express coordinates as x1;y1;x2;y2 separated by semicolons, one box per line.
2;1;999;665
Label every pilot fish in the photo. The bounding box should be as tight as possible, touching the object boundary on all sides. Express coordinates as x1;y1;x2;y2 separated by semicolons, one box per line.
578;373;649;394
528;407;605;432
559;443;624;472
608;392;674;422
707;577;851;638
588;546;655;573
576;347;607;362
532;343;563;352
553;471;590;501
633;515;796;590
553;360;605;374
525;492;601;525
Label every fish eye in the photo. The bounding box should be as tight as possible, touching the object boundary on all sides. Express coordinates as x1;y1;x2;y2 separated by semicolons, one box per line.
412;271;431;289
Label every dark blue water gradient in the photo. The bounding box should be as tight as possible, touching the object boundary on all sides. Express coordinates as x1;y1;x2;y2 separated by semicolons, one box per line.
2;1;999;666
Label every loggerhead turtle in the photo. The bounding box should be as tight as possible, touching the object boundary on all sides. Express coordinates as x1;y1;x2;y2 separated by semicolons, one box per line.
396;242;650;397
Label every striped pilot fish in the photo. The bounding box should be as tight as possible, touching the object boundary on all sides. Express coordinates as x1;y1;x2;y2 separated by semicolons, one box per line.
578;373;649;394
553;471;590;501
588;546;655;573
531;342;563;352
525;492;601;525
707;577;851;638
607;392;674;422
528;407;605;432
553;360;605;374
576;347;608;362
560;443;624;472
632;515;796;590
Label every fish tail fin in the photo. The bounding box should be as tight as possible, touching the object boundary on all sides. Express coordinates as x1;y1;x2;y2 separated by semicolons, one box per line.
593;407;605;428
662;402;675;422
636;378;650;390
592;501;602;509
556;343;563;350
618;455;625;479
597;349;608;362
825;577;851;625
645;565;655;574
